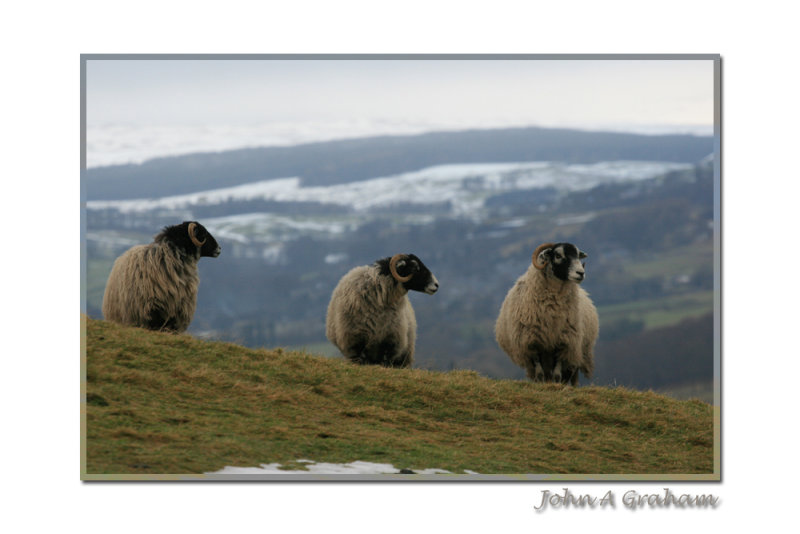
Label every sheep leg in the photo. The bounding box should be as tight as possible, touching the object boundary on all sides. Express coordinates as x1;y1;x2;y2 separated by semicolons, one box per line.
569;369;579;386
147;311;167;331
523;356;545;382
556;361;578;385
146;304;176;332
581;350;594;379
394;350;413;369
377;338;399;367
538;350;560;382
345;339;369;365
552;357;579;384
552;360;562;383
523;361;543;382
522;342;548;381
374;338;411;368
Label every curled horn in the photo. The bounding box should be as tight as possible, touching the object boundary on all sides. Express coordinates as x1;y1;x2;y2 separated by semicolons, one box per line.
531;242;555;270
389;254;413;283
187;222;206;248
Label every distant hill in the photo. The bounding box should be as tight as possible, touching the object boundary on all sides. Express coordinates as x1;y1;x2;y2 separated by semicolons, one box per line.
83;316;716;478
83;126;714;201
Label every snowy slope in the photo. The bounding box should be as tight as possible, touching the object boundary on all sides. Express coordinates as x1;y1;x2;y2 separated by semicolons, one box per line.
87;160;692;215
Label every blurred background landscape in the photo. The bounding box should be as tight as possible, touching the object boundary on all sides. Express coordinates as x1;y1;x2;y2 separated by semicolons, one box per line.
82;58;718;402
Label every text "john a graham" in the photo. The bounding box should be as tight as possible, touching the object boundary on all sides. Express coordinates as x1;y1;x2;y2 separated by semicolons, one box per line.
534;488;720;511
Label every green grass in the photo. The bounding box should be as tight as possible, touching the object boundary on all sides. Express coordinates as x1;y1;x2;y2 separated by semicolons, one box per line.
625;242;714;280
657;382;715;405
83;316;717;479
286;341;340;358
597;290;714;330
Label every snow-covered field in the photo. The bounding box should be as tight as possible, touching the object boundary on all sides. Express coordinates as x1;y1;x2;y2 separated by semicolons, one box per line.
87;160;692;216
86;160;692;249
201;212;355;243
207;459;478;476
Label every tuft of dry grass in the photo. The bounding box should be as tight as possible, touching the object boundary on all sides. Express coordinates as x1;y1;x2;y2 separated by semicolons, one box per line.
82;316;716;477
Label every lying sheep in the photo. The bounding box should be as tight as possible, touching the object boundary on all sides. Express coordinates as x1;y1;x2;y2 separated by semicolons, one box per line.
326;254;439;368
495;242;598;385
102;221;221;332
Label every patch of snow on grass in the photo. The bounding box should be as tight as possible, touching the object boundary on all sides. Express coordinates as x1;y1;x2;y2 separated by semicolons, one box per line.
207;459;477;475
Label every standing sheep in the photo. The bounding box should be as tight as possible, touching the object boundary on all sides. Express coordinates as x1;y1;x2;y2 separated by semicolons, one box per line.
495;242;598;385
326;254;439;368
102;221;221;333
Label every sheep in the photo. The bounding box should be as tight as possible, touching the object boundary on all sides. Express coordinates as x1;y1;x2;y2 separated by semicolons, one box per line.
495;242;599;385
101;221;221;333
326;253;439;368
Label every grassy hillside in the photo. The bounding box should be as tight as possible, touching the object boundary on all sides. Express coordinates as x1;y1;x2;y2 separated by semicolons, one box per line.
82;316;717;479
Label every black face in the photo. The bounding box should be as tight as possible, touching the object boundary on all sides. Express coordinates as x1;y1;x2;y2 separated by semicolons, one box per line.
155;221;221;258
538;242;587;282
375;254;439;294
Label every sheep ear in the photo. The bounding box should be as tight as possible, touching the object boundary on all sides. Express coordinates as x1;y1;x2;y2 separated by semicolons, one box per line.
579;251;587;259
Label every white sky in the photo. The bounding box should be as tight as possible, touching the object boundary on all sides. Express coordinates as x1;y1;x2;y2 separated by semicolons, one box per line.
86;57;715;134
